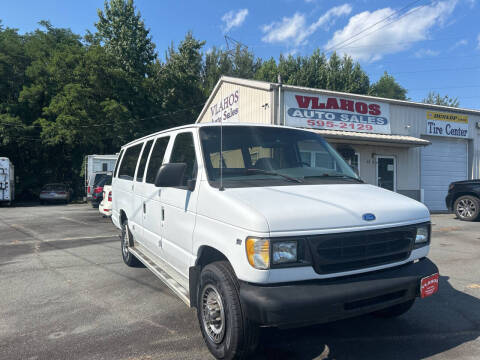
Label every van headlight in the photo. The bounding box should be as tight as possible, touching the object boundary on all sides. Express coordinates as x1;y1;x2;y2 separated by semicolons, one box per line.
414;224;430;248
272;240;297;265
246;237;305;269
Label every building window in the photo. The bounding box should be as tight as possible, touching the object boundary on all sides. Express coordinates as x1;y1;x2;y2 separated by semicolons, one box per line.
347;153;360;175
299;150;336;170
336;146;360;175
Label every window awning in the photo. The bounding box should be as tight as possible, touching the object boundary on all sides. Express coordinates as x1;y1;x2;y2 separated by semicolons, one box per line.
309;129;431;147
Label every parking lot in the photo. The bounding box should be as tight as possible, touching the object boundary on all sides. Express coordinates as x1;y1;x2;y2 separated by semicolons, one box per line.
0;204;479;360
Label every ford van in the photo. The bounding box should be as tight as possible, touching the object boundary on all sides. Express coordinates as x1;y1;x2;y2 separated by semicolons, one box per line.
111;123;438;359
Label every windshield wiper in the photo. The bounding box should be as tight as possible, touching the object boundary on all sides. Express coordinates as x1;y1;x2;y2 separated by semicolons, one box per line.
245;168;303;183
305;173;363;183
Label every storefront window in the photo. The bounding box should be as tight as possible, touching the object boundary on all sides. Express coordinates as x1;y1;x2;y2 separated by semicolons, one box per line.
337;146;360;175
348;153;360;175
300;152;311;167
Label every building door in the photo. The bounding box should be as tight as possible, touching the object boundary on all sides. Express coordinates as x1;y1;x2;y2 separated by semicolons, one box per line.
376;156;396;191
421;137;467;211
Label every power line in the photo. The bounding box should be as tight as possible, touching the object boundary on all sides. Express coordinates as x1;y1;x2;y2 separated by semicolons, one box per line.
328;1;429;54
324;0;425;53
0;102;206;131
408;85;480;91
385;65;480;76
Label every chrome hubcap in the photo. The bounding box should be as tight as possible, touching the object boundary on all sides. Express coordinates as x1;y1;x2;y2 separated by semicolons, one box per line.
457;199;476;218
122;225;130;257
201;285;225;344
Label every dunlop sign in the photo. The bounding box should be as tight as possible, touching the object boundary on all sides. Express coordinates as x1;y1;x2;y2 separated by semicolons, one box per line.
425;111;469;138
284;91;391;134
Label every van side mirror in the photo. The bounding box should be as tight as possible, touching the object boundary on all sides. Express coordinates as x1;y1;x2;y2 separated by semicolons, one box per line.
154;163;187;188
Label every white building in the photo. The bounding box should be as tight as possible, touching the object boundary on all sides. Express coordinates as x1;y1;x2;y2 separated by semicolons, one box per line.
196;76;480;211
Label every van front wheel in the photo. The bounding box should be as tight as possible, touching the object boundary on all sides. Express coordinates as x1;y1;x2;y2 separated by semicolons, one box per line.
121;220;140;267
197;261;259;359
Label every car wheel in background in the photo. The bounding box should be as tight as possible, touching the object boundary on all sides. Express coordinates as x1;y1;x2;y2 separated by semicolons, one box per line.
454;195;480;221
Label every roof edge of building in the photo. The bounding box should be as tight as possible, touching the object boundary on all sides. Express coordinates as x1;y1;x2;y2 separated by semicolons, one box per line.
199;76;480;117
195;76;276;123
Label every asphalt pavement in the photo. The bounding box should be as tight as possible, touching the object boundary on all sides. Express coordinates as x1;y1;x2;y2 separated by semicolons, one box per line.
0;204;479;360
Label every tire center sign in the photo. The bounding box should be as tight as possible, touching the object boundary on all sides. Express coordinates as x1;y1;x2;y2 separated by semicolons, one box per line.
284;91;391;134
425;111;469;138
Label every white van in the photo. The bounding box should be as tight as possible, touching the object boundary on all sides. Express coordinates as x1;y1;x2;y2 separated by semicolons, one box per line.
111;123;438;359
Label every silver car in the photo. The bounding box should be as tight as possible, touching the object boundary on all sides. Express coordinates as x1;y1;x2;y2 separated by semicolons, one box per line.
39;183;71;204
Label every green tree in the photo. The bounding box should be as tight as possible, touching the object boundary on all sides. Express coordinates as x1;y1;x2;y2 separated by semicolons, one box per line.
369;71;407;100
95;0;156;76
254;57;278;83
423;91;459;107
155;32;206;127
202;47;233;95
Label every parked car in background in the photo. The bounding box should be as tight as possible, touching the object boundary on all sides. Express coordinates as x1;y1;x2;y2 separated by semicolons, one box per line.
87;171;111;201
39;183;71;204
99;185;112;217
84;154;118;199
446;179;480;221
91;175;112;208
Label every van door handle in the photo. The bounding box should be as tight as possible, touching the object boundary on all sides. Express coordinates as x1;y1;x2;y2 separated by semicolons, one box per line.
161;206;165;221
143;202;146;214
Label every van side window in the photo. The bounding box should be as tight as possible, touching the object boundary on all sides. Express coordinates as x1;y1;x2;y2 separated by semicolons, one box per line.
145;137;170;184
170;132;197;187
118;144;142;181
114;150;124;178
136;140;154;182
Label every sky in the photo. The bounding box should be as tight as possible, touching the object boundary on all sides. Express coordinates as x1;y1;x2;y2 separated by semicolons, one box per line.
1;0;480;109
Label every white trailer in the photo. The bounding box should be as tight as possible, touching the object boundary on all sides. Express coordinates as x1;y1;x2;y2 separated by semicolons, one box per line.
84;154;118;197
0;157;14;205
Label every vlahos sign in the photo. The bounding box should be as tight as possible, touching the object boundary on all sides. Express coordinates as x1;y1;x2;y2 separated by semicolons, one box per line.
284;91;391;134
210;90;239;123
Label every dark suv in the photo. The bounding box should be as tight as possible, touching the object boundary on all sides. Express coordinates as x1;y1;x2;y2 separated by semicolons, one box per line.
91;175;112;208
445;180;480;221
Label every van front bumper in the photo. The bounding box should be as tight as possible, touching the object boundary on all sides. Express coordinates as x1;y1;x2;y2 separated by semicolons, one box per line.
239;258;438;328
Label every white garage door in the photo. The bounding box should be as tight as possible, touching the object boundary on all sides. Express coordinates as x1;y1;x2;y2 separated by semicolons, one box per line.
421;137;468;211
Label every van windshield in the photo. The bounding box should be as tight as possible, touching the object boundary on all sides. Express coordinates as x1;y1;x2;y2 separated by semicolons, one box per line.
199;126;361;188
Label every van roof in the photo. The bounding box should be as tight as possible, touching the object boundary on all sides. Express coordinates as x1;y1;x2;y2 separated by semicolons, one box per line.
121;122;302;148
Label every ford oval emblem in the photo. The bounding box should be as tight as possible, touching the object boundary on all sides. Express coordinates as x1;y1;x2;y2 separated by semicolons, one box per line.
362;213;376;221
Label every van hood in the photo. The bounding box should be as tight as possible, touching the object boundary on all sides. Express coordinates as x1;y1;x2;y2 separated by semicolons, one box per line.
226;184;430;233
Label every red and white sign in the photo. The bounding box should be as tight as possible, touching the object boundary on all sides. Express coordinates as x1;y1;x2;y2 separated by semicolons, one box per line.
420;273;439;298
284;91;391;134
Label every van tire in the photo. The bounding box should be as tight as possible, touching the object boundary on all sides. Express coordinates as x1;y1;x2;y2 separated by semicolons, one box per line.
372;299;415;318
197;261;259;359
121;220;141;267
454;195;480;221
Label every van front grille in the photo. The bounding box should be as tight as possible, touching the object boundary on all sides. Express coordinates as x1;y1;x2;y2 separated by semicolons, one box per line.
307;226;416;274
